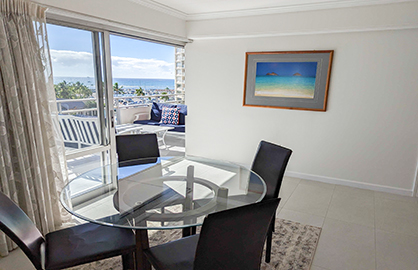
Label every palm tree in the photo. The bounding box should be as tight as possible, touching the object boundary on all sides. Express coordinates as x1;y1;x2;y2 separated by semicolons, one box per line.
135;87;145;96
161;92;169;102
113;82;124;94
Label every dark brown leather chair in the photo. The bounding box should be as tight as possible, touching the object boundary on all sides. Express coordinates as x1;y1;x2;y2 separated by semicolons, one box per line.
0;192;135;270
116;133;160;167
144;198;280;270
114;133;161;211
251;140;292;263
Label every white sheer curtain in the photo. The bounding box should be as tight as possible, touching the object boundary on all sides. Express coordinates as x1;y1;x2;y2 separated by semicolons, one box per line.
0;0;70;256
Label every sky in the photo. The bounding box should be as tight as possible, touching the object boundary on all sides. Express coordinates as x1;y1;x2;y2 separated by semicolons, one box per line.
46;24;175;79
256;62;317;77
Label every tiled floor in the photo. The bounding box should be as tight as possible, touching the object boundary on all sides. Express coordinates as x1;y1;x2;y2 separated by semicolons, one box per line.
1;150;418;269
277;178;418;270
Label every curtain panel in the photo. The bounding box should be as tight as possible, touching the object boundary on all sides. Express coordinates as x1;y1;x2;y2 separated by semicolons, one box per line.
0;0;69;256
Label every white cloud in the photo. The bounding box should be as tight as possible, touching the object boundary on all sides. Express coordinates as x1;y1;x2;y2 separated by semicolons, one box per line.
111;56;174;79
50;50;94;77
50;50;174;79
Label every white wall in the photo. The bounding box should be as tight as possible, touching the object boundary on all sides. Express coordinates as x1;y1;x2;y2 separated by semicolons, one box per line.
185;3;418;195
34;0;186;38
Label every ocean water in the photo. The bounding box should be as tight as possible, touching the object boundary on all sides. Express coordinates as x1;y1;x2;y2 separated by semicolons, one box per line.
53;77;174;90
255;76;316;99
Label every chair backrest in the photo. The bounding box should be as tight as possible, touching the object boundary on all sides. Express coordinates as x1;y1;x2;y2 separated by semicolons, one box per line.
116;133;160;167
193;198;280;270
0;192;44;270
251;141;292;200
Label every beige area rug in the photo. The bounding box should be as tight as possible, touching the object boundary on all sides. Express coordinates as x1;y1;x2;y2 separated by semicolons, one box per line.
69;219;321;270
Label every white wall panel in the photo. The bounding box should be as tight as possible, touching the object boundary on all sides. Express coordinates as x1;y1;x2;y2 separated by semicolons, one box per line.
184;29;418;194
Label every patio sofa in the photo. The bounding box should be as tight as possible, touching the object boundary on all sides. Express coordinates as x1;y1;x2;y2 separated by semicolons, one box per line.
133;102;187;133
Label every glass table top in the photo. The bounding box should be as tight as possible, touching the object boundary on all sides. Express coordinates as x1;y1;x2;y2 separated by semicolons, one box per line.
60;156;266;230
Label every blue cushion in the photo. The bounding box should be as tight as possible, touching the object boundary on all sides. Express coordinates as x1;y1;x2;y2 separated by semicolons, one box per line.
134;120;160;126
160;107;179;125
150;102;160;121
133;119;185;133
150;102;177;122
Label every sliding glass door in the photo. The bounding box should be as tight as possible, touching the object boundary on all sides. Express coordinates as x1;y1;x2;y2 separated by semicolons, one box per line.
47;24;116;202
46;20;186;204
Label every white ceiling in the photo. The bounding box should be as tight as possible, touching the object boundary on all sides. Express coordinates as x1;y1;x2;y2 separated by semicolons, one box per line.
145;0;336;14
129;0;415;20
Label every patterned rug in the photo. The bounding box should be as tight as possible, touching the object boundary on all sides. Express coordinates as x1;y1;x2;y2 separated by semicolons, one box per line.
69;218;321;270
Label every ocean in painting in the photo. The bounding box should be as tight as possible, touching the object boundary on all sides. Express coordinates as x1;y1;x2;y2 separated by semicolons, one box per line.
255;61;317;99
255;76;316;99
53;77;175;90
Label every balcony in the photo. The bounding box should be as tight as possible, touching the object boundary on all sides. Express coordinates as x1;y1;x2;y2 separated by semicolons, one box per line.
56;96;186;180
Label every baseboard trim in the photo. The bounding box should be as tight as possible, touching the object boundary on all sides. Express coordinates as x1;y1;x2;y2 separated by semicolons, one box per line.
286;171;413;197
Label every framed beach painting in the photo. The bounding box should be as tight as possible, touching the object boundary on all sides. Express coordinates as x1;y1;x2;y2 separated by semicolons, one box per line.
243;50;334;111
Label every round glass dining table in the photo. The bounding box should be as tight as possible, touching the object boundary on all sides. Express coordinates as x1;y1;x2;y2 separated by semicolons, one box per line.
60;156;266;270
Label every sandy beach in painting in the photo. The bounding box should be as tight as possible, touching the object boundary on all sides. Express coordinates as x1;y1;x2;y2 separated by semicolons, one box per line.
255;76;316;99
255;88;314;98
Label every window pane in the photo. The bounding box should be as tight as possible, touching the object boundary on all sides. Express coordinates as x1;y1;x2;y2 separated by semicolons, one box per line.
47;24;114;202
109;35;183;112
47;24;102;153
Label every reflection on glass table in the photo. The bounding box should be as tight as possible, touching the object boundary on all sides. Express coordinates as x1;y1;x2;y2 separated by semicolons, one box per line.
60;156;266;270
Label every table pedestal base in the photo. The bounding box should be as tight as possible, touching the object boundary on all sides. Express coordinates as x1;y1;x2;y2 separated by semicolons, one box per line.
182;226;197;237
135;230;151;270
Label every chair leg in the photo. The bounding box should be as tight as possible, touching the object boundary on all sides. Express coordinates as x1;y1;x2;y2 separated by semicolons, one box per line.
122;252;135;270
265;226;273;263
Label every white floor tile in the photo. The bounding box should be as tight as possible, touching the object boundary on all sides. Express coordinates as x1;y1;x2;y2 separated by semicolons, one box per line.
376;229;418;270
283;182;334;217
278;176;300;209
326;186;375;227
374;191;418;204
277;208;325;227
313;218;376;270
374;197;418;236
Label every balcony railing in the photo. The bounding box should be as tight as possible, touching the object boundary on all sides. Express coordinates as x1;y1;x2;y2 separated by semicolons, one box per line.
56;93;185;117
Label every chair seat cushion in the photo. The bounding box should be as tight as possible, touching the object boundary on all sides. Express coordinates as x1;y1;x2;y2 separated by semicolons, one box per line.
133;120;186;132
144;234;199;270
45;223;135;269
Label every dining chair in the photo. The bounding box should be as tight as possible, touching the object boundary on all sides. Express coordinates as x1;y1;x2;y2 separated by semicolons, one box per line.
116;133;160;167
251;140;292;263
114;133;162;211
0;192;136;270
144;198;280;270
